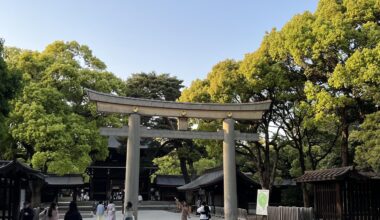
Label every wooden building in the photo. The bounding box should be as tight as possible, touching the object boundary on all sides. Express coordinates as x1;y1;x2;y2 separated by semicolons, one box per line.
0;160;86;220
153;175;185;201
0;160;44;220
296;166;380;219
177;168;260;210
87;136;156;201
42;174;84;203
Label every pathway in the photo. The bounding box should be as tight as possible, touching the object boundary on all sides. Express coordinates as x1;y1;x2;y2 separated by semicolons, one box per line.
84;210;182;220
84;210;224;220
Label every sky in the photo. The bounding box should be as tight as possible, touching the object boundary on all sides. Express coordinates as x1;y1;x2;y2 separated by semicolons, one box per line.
1;1;319;87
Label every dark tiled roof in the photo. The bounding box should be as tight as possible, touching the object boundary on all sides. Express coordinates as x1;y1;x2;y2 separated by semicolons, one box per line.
177;169;224;191
0;160;45;179
177;168;259;191
296;166;355;182
359;171;380;179
155;175;186;186
45;175;84;186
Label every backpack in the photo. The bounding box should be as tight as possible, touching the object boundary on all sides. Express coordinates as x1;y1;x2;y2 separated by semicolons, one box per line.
204;206;211;219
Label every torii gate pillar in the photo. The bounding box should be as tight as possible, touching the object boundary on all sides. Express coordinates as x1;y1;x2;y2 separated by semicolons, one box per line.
125;113;141;219
223;118;238;220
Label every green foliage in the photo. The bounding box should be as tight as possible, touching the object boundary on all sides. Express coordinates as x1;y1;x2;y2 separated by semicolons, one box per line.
179;0;380;192
179;79;211;103
6;41;124;174
351;111;380;172
151;150;182;181
152;150;218;181
271;0;380;167
0;39;21;160
124;72;183;101
193;158;218;175
330;43;380;105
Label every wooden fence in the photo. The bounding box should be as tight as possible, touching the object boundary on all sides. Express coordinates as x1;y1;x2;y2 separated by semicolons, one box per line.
209;206;314;220
267;206;314;220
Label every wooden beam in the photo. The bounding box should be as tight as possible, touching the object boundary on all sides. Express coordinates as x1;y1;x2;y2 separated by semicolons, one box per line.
100;126;259;141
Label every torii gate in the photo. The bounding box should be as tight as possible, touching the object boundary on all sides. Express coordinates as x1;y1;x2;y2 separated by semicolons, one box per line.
86;89;271;220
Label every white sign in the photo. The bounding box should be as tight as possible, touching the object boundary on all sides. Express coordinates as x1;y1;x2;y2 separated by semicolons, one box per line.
256;189;269;215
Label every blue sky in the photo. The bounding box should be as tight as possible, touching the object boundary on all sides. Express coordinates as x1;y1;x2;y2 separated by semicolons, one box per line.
1;1;318;86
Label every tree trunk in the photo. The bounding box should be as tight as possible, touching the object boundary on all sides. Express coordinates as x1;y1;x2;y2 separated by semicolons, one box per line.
341;114;349;166
29;180;43;208
297;146;310;207
301;183;310;207
179;157;191;183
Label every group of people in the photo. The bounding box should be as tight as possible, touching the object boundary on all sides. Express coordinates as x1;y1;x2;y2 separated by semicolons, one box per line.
95;200;135;220
175;197;212;220
94;200;118;220
20;198;211;220
19;201;81;220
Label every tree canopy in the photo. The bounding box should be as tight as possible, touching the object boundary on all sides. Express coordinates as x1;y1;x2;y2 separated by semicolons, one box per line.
0;39;21;160
6;41;124;174
178;0;380;206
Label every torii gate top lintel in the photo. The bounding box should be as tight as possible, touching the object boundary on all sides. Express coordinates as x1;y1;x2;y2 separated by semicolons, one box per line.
86;89;271;120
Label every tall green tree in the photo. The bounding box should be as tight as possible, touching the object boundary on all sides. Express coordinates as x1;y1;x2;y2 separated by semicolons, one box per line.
331;42;380;172
0;39;21;159
6;41;125;174
276;0;380;166
180;57;292;191
124;72;183;101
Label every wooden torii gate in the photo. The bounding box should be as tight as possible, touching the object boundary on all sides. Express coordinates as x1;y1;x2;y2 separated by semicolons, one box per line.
86;89;271;220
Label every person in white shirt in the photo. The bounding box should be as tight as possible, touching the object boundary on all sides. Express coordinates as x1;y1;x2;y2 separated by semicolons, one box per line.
106;200;116;220
196;202;211;220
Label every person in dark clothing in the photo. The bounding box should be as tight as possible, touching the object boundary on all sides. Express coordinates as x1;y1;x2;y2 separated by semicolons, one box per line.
64;201;82;220
197;201;211;220
19;201;35;220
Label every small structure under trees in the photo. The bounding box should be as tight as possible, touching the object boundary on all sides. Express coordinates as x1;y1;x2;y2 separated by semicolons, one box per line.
154;175;185;201
0;160;85;220
0;160;44;220
296;166;380;219
177;168;260;211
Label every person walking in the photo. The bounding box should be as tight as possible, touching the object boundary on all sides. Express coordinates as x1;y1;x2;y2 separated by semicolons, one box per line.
174;197;181;212
124;202;134;220
180;201;191;220
19;201;35;220
46;202;59;220
64;201;82;220
106;200;116;220
95;201;105;220
196;202;211;220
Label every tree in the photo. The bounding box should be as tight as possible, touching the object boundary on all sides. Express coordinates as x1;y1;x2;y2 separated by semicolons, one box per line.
124;72;183;101
6;41;125;174
180;57;292;191
0;39;21;159
330;41;380;172
276;0;380;166
351;111;380;172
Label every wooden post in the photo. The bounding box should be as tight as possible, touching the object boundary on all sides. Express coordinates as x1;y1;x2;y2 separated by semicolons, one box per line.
336;182;342;219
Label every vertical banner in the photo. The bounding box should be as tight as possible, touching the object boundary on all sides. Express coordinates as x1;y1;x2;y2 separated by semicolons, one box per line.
256;189;269;215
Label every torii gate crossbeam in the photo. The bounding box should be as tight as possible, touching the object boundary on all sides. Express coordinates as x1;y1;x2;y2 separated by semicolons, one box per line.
100;126;259;141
